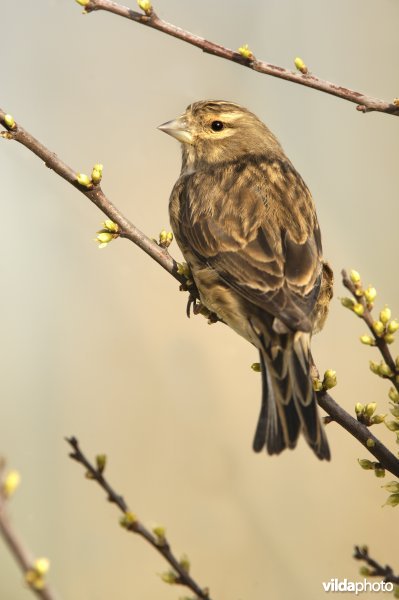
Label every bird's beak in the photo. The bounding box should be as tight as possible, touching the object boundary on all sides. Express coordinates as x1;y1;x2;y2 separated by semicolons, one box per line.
157;117;193;144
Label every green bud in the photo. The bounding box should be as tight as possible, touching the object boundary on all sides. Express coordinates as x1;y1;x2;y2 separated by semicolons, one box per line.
238;44;254;60
323;369;337;390
137;0;152;14
353;303;364;316
385;420;399;432
383;493;399;507
372;321;385;336
103;220;119;233
388;319;399;333
384;333;395;344
370;414;386;425
359;566;371;576
95;454;107;473
159;230;173;248
365;403;377;418
4;114;15;129
364;286;377;304
120;512;138;529
379;362;393;378
355;403;364;415
76;0;90;4
366;438;375;448
390;406;399;418
152;524;166;541
358;459;374;470
369;361;380;375
76;173;92;187
389;387;399;403
294;57;308;74
160;570;177;585
179;554;191;573
349;270;361;284
341;297;355;310
382;481;399;493
360;335;375;346
251;362;261;372
313;378;323;391
374;467;385;478
96;232;113;244
380;306;392;324
91;168;102;184
177;262;191;278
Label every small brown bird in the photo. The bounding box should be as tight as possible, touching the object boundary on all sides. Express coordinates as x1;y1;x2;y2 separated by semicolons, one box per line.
159;100;333;460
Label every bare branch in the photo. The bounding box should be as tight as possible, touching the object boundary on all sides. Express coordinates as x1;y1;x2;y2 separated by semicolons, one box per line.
66;436;212;600
354;545;399;585
78;0;399;117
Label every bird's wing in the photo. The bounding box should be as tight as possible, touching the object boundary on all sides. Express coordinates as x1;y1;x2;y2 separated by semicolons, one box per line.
174;157;322;333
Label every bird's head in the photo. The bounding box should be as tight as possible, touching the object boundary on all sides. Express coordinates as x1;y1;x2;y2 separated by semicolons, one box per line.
158;100;283;171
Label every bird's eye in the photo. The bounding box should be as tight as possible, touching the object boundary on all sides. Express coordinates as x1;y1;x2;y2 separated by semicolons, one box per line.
211;120;224;132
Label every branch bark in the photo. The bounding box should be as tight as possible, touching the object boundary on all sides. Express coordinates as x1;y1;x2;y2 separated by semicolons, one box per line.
78;0;399;117
67;436;212;600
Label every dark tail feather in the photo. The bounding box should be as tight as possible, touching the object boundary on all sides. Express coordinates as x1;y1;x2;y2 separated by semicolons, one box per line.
253;338;330;461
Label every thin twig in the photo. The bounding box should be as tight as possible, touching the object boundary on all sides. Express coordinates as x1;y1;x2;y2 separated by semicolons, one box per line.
354;545;399;585
0;109;182;287
0;464;58;600
66;436;212;600
342;269;399;387
2;110;399;478
78;0;399;117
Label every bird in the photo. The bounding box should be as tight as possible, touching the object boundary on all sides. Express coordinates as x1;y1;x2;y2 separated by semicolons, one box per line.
158;100;333;460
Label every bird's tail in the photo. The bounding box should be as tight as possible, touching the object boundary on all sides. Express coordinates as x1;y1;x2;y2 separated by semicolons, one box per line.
252;333;330;460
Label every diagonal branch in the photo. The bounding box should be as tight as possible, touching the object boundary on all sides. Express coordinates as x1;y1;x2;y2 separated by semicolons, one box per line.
66;436;212;600
0;108;182;287
78;0;399;117
318;392;399;478
1;110;399;478
354;545;399;585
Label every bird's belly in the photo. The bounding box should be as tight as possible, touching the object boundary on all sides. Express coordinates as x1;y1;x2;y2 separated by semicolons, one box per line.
192;265;260;347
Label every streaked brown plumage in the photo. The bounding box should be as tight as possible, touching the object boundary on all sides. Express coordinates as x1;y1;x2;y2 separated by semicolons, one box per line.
159;100;333;460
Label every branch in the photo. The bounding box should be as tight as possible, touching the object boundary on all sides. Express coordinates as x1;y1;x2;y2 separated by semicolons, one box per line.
0;109;183;288
354;545;399;585
2;109;399;478
0;462;58;600
76;0;399;117
318;392;399;478
66;436;212;600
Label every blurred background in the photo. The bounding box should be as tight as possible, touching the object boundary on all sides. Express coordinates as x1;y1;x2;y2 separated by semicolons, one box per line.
1;1;398;598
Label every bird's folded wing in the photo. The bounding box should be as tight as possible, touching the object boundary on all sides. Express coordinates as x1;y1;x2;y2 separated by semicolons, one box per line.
177;160;322;332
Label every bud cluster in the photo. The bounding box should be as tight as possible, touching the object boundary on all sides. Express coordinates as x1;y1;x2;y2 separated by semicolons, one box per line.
158;230;174;248
95;219;119;248
25;558;50;592
358;459;385;478
354;402;385;426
